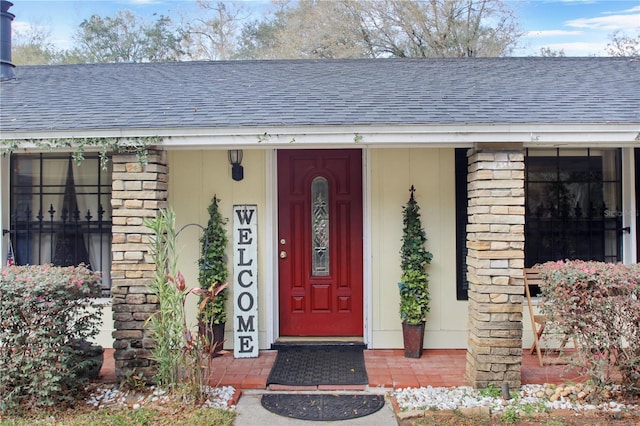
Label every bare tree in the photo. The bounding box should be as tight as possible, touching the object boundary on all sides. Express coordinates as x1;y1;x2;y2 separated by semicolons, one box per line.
607;30;640;57
11;24;58;65
26;0;522;63
236;0;522;59
186;1;247;60
343;0;522;58
267;0;370;59
235;0;368;59
537;47;565;57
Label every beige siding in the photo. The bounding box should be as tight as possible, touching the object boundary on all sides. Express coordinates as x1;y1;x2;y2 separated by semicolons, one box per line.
370;148;468;348
92;301;114;348
168;149;268;350
167;148;470;350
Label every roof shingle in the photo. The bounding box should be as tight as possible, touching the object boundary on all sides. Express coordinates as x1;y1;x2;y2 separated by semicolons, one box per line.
1;57;639;134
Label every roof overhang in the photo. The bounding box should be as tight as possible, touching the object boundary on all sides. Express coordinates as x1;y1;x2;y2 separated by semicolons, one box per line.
2;123;639;150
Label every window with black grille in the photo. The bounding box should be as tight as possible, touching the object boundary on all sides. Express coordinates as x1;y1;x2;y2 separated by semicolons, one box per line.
525;148;622;268
9;153;112;295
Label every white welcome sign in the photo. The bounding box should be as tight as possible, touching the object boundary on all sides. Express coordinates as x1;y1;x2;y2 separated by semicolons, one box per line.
233;204;258;358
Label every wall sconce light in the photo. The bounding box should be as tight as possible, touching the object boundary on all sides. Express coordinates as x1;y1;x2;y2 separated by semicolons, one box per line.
228;149;244;181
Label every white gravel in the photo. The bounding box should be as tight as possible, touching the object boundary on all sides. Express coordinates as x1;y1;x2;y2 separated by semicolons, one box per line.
85;382;638;418
85;384;237;410
393;384;639;415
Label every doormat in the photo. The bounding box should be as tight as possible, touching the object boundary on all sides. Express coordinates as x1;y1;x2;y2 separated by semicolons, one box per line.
261;393;384;421
266;345;368;386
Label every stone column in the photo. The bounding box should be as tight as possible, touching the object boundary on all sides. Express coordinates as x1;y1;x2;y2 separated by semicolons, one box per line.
110;150;168;381
465;144;525;390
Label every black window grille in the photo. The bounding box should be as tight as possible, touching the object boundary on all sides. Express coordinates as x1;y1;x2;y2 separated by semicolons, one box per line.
525;148;622;267
8;153;112;295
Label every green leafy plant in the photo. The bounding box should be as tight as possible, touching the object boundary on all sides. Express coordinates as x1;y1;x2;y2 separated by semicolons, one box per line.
398;185;433;325
119;369;148;392
198;195;229;327
144;208;228;401
499;405;520;423
538;260;640;397
0;136;160;169
0;264;102;413
478;383;501;398
145;208;184;388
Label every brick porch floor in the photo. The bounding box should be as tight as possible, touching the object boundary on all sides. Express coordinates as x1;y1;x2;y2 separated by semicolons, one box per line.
100;348;583;390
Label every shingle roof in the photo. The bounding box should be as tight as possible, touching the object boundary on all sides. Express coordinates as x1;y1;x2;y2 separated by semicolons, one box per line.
0;57;639;134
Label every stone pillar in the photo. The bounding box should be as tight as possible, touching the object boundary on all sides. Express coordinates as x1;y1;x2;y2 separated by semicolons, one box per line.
111;150;168;381
465;144;525;390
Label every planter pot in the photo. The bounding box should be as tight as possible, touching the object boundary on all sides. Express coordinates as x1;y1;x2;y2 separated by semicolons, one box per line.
212;323;225;354
68;340;104;380
402;322;425;358
200;322;226;356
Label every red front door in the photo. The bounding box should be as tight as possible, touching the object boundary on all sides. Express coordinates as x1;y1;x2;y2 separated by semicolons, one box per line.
277;149;363;336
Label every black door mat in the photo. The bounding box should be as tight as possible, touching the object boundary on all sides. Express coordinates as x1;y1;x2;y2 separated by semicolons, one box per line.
261;393;385;421
266;345;368;386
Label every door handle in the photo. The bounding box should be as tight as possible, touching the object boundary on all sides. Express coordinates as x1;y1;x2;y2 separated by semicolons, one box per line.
280;250;288;259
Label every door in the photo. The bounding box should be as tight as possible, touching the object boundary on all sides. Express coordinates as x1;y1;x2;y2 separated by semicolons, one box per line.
277;149;363;336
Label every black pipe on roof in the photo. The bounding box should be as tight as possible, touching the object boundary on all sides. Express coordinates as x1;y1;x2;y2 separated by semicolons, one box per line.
0;0;15;81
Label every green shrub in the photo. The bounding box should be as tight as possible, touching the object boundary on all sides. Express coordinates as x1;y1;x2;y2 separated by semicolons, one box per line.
538;260;640;397
398;186;433;325
198;195;229;327
0;264;102;412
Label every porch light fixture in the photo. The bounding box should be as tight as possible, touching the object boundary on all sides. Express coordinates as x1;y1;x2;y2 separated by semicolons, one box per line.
228;149;244;181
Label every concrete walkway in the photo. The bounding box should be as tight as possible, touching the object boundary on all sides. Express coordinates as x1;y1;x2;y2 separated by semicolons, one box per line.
234;389;399;426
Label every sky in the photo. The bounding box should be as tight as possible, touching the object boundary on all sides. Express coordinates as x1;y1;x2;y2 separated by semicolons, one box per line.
6;0;640;57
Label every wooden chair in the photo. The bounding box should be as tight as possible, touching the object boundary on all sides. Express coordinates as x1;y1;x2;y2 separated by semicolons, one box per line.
524;268;573;367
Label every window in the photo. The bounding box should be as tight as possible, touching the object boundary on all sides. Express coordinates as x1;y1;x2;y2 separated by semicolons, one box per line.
455;147;623;300
311;176;330;276
525;148;622;266
455;148;469;300
9;154;112;294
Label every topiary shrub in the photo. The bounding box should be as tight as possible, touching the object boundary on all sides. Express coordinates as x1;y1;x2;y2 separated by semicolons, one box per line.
0;264;102;413
537;260;640;397
198;195;229;329
398;185;433;326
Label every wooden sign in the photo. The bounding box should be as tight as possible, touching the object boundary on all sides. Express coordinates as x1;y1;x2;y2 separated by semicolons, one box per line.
233;204;258;358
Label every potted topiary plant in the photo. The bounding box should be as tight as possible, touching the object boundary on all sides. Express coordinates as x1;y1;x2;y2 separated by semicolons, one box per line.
398;185;433;358
198;195;229;355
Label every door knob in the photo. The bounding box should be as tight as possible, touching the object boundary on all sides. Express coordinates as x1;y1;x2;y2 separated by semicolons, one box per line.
280;250;288;259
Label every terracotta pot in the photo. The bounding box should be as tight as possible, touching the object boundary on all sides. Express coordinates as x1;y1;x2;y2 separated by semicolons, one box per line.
402;322;425;358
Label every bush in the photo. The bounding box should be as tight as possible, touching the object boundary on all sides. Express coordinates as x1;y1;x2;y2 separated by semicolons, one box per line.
198;195;229;327
145;208;227;402
537;260;640;397
0;264;102;412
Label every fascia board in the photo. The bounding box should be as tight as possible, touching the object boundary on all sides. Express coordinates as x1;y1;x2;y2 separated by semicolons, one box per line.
1;123;639;149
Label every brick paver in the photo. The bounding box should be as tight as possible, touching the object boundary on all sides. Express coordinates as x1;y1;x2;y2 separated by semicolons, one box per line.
100;348;583;390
